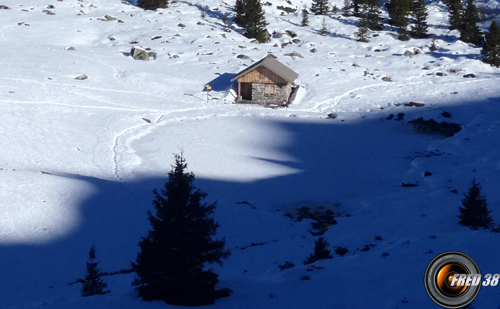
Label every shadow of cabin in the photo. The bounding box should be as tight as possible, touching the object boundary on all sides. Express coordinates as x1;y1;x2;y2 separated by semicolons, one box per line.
203;73;237;92
231;54;298;107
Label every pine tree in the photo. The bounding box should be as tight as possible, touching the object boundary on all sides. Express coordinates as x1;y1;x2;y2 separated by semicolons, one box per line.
133;154;231;306
243;0;270;42
458;179;493;230
482;21;500;67
355;5;371;41
301;4;309;27
446;0;464;31
460;0;482;45
353;0;370;16
304;237;333;265
311;0;330;15
342;0;353;16
386;0;411;28
366;0;383;31
81;245;109;297
137;0;168;10
234;0;247;27
411;0;428;38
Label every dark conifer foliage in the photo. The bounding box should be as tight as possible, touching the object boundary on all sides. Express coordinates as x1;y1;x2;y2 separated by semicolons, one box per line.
342;0;353;16
446;0;464;31
460;0;482;45
386;0;411;28
311;0;330;15
353;0;370;16
234;0;247;27
301;4;309;27
355;5;371;41
304;237;333;265
242;0;270;42
137;0;168;10
81;246;109;297
458;179;493;230
366;0;383;30
482;21;500;67
411;0;428;38
133;154;231;306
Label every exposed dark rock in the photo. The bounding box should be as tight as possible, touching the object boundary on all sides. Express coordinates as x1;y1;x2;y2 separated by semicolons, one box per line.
404;101;425;107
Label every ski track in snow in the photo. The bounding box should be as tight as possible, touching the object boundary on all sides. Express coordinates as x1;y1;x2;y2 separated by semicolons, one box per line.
110;107;214;181
0;77;187;102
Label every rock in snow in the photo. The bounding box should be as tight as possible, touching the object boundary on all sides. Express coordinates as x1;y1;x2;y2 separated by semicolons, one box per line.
130;46;156;61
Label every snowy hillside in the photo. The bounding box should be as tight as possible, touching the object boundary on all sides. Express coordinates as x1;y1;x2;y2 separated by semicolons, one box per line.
1;0;500;307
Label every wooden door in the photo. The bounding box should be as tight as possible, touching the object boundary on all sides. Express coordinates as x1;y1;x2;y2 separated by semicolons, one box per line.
241;83;252;100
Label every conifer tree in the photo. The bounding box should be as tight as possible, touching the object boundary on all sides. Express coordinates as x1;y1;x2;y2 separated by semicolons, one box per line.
386;0;411;28
342;0;353;16
304;237;333;265
411;0;428;38
458;179;493;230
301;4;309;27
133;154;230;306
460;0;482;45
311;0;330;15
366;0;383;31
446;0;464;31
81;245;109;297
482;21;500;67
243;0;270;42
353;0;370;16
234;0;247;27
137;0;168;10
355;5;371;41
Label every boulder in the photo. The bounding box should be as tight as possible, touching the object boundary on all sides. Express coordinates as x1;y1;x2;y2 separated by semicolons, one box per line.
413;47;424;54
74;74;88;80
131;46;156;61
403;50;415;57
237;54;249;59
285;30;297;38
284;52;303;58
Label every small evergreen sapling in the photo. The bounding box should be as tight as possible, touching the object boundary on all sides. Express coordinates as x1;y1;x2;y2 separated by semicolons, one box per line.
304;237;333;264
301;4;309;27
320;18;329;36
81;245;109;297
458;179;493;230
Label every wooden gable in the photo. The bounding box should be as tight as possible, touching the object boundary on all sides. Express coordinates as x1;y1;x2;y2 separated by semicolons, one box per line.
237;66;288;85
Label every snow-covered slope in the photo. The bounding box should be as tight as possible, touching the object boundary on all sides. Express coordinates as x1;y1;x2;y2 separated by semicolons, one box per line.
1;0;500;308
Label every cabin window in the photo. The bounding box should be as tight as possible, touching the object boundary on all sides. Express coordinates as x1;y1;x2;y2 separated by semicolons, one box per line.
264;84;275;96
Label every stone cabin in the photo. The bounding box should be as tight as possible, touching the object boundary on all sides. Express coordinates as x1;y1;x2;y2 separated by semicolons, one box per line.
231;54;298;105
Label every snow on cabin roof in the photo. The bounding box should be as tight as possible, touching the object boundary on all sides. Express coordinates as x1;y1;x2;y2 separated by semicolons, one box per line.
231;54;299;84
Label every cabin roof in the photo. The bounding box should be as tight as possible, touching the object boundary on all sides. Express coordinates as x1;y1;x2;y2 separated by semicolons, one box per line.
230;54;299;84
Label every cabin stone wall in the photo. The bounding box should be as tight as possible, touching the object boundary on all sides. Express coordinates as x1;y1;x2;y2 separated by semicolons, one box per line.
251;83;291;104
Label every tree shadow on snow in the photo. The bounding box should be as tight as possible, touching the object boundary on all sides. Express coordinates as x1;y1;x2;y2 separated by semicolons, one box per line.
2;96;500;307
